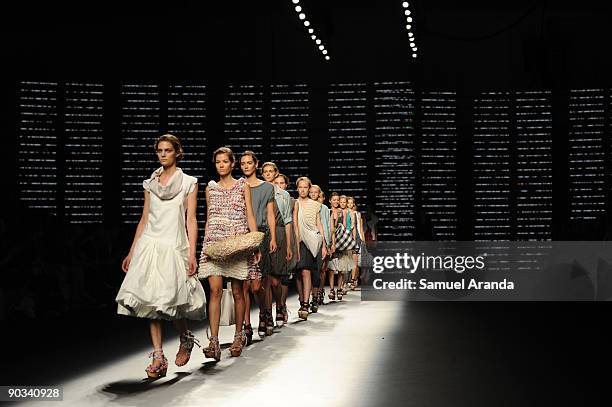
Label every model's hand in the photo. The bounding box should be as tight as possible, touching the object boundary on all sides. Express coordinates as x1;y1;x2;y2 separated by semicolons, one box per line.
286;247;292;262
188;255;197;277
254;251;262;264
322;246;327;259
330;244;336;255
296;247;301;262
121;253;132;273
269;239;277;254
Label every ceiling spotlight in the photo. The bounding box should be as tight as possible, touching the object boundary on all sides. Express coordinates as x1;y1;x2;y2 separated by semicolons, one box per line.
325;55;330;60
322;49;328;55
292;0;299;3
413;47;418;51
311;35;316;40
308;28;314;34
406;17;413;22
316;39;321;44
318;45;324;50
412;53;417;58
402;1;409;7
304;20;310;26
299;13;305;20
408;32;414;37
404;10;411;16
410;42;415;47
295;6;302;12
406;24;411;30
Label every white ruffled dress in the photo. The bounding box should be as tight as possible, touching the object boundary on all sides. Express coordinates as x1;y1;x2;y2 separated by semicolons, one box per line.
116;168;206;321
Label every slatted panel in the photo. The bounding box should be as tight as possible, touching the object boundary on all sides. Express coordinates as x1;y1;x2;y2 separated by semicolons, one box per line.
420;91;458;240
167;83;208;235
373;81;415;240
473;92;512;241
224;84;264;176
120;84;161;224
515;91;553;240
63;82;104;223
17;81;59;214
568;89;605;221
328;83;369;204
269;83;310;192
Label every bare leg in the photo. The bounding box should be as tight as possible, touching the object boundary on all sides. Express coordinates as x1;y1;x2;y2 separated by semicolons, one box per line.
207;276;223;338
243;280;251;326
231;279;245;334
296;277;303;302
149;320;163;370
301;269;312;304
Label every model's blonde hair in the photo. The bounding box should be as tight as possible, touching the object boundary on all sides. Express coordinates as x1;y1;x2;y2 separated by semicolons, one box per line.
296;176;312;188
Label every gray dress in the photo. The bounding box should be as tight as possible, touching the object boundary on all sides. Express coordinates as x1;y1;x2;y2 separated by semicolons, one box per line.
247;181;275;278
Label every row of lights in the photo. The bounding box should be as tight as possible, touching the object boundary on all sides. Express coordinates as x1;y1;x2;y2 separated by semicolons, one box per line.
291;0;330;61
402;1;417;58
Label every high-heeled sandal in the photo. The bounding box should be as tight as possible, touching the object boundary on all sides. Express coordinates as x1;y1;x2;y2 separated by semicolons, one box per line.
244;323;254;346
175;330;200;366
276;305;286;328
145;349;168;379
229;330;247;357
258;312;267;339
266;309;274;336
337;288;343;300
319;289;325;305
328;288;336;301
203;333;221;362
298;301;309;320
310;299;318;313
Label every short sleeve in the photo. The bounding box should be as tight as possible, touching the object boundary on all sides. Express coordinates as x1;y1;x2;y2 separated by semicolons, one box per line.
143;178;152;192
186;175;198;194
266;183;275;203
281;191;292;225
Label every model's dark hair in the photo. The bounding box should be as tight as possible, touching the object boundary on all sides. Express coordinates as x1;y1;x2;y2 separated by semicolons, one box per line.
240;150;259;165
275;173;290;185
154;134;184;161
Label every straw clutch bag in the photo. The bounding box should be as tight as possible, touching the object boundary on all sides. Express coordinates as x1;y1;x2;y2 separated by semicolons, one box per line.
203;231;264;261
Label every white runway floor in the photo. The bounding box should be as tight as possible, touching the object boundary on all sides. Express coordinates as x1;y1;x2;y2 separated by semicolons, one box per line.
21;291;403;407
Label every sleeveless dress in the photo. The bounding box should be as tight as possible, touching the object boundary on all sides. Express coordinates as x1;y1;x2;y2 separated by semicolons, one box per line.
198;178;254;280
116;168;206;321
295;199;323;272
329;210;354;276
247;181;275;279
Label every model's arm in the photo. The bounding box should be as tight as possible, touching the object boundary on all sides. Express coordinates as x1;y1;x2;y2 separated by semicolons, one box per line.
267;200;277;253
244;184;258;233
293;200;300;261
121;191;150;273
186;183;198;276
352;211;357;240
316;211;327;258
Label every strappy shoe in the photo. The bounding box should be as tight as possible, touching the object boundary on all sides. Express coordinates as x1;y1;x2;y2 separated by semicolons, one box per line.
347;279;355;291
229;330;247;357
175;330;200;366
276;305;286;328
145;349;168;379
203;335;221;362
328;288;336;301
337;288;343;301
298;301;309;320
318;289;325;305
283;304;289;324
266;309;274;336
258;312;267;339
310;299;318;313
244;323;254;346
